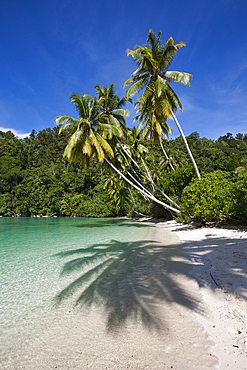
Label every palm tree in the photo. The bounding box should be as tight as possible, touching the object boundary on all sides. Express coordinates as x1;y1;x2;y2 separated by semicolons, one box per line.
123;29;200;179
54;94;119;168
134;97;175;171
56;86;182;214
92;83;181;209
84;82;131;145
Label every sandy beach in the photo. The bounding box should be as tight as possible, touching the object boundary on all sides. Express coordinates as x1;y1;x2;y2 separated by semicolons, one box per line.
161;220;247;369
1;219;247;369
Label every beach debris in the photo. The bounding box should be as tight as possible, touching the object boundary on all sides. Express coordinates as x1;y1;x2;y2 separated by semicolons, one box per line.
210;272;219;287
244;338;247;352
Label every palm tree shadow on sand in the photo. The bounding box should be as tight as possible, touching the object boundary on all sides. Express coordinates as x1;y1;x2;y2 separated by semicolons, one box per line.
54;233;200;333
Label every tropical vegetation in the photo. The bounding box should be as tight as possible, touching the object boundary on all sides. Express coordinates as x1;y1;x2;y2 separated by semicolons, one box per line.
1;30;247;224
1;127;247;224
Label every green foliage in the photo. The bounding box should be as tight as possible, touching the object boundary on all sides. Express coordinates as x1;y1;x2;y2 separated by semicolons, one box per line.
181;171;233;222
0;128;117;217
68;193;114;217
227;155;240;171
2;125;247;223
181;170;247;224
159;164;197;200
228;174;247;223
148;202;172;219
0;193;13;216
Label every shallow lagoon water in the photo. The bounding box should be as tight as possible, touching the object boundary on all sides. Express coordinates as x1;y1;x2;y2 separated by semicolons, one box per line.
0;218;218;369
0;218;149;340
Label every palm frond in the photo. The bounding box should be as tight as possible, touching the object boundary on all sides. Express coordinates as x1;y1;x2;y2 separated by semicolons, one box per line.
155;75;166;98
98;120;123;139
82;93;94;101
124;78;148;99
164;71;192;86
82;136;93;157
55;116;80;134
96;133;114;159
70;94;89;119
174;41;186;50
123;76;135;88
111;108;130;117
126;49;143;66
165;84;183;112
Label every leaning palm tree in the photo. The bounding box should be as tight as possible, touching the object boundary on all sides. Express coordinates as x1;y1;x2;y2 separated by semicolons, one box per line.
123;29;200;179
92;84;180;209
55;86;182;214
125;127;155;191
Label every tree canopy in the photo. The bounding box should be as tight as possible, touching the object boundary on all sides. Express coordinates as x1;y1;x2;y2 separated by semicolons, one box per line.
1;127;247;223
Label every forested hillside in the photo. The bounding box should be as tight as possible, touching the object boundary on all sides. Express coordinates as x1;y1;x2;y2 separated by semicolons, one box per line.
1;128;247;222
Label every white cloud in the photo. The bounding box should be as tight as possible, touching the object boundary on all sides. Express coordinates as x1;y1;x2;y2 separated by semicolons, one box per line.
0;127;31;139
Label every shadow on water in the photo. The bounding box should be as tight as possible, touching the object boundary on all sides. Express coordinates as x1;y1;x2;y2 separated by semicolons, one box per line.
54;233;200;333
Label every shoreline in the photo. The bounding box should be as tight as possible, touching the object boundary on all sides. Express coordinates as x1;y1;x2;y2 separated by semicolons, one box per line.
158;220;247;369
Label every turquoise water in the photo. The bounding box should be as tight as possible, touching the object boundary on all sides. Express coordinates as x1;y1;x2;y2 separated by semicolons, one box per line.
0;218;218;369
0;217;150;348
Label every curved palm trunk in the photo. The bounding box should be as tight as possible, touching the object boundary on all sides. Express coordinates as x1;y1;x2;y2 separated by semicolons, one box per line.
125;203;147;217
126;169;154;199
128;188;147;217
127;167;149;201
140;157;155;192
116;138;180;208
170;109;201;180
160;141;175;171
104;157;182;214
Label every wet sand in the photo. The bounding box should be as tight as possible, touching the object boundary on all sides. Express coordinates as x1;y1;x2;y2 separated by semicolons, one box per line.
1;223;218;369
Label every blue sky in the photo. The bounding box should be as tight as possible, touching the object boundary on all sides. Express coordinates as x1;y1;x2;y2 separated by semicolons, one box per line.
1;0;247;140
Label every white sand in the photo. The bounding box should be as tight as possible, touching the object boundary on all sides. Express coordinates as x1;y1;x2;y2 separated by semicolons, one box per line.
162;220;247;370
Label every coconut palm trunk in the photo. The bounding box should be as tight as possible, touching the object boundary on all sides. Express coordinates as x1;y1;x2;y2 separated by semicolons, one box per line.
104;157;182;214
140;157;155;191
160;141;175;171
170;109;200;179
116;138;180;208
128;188;147;216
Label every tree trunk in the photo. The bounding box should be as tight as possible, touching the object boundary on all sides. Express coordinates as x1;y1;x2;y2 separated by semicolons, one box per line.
160;141;175;171
170;108;201;180
140;157;155;192
104;157;182;214
116;138;180;208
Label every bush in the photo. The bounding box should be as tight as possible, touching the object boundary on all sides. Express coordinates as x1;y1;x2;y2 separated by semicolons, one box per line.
69;193;115;217
160;164;197;201
181;171;233;222
229;174;247;223
0;193;13;216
